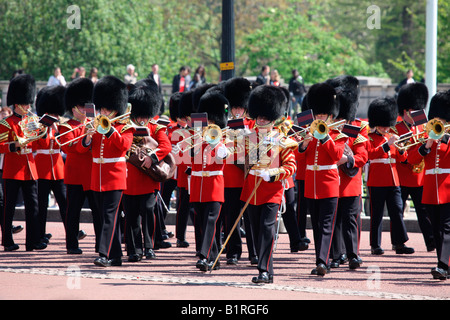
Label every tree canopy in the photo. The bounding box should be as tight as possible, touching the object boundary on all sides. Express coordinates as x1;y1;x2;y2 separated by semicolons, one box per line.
0;0;448;84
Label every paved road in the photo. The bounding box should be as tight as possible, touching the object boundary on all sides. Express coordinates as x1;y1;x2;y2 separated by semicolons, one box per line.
0;221;448;306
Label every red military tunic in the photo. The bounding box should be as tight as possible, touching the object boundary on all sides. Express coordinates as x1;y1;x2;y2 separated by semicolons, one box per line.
189;142;227;203
32;127;64;180
367;131;407;187
240;127;297;206
172;126;193;190
0;113;38;180
392;120;425;187
408;135;450;205
58;119;93;190
87;123;135;192
223;117;255;188
125;123;171;195
301;129;347;199
339;120;369;197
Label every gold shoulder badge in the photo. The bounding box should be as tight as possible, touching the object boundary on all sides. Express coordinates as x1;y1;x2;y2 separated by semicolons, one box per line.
154;124;165;134
334;132;348;141
0;119;11;130
353;134;368;145
121;124;134;133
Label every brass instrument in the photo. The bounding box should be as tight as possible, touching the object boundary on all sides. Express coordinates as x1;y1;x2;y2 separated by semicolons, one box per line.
309;119;347;140
394;118;450;151
176;124;226;153
55;112;131;147
16;111;48;146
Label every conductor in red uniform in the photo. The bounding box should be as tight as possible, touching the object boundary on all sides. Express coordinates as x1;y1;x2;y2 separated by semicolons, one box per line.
242;85;297;283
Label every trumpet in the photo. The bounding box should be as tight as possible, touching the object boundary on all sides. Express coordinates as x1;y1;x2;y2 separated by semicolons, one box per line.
309;119;346;139
55;112;131;147
394;118;450;151
16;111;48;146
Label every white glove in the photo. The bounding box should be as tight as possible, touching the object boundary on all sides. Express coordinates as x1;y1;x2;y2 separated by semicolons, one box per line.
257;170;271;182
216;145;228;159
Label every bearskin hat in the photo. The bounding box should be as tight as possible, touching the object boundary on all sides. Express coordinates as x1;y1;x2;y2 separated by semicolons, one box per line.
428;90;450;122
397;82;429;115
93;76;128;116
128;85;161;119
36;85;66;117
306;83;339;118
248;85;286;122
223;77;252;110
168;92;183;122
326;75;360;121
197;91;229;129
368;96;398;128
7;74;36;106
192;83;216;112
178;91;194;119
64;78;94;116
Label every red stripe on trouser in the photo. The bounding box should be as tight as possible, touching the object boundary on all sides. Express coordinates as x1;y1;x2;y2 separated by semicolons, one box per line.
206;203;222;260
107;193;123;258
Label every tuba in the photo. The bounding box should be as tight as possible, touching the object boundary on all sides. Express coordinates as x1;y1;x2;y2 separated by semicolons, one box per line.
126;120;176;182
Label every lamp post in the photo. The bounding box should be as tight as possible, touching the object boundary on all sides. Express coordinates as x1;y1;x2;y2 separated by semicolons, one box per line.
221;0;235;81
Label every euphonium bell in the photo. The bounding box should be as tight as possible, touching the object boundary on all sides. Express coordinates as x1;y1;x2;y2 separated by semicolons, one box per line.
203;124;222;145
95;115;111;135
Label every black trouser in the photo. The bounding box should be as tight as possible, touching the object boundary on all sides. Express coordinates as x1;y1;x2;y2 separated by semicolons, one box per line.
65;184;102;251
296;180;309;239
368;186;409;248
193;201;222;262
94;190;123;259
161;179;177;219
248;202;279;275
2;179;40;249
281;186;301;248
123;193;156;255
331;196;361;260
401;186;435;248
426;203;450;270
37;179;67;238
307;197;338;266
176;187;194;242
222;188;243;260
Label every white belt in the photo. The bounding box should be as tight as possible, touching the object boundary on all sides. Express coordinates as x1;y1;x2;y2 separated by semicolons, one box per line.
93;157;126;164
19;148;32;155
306;164;338;171
191;170;223;177
371;158;396;164
36;149;60;155
425;168;450;175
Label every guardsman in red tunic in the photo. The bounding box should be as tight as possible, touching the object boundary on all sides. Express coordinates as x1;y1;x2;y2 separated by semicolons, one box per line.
33;85;67;243
367;97;414;255
221;77;256;265
83;76;135;267
241;85;297;283
298;83;347;276
123;80;171;262
408;90;450;280
326;75;367;270
188;91;229;272
0;74;46;251
394;83;435;251
173;90;197;250
58;78;99;254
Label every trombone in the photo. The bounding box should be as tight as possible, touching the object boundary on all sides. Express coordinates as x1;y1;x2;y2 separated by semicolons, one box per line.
308;119;346;139
394;118;450;151
176;124;226;153
55;112;131;147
